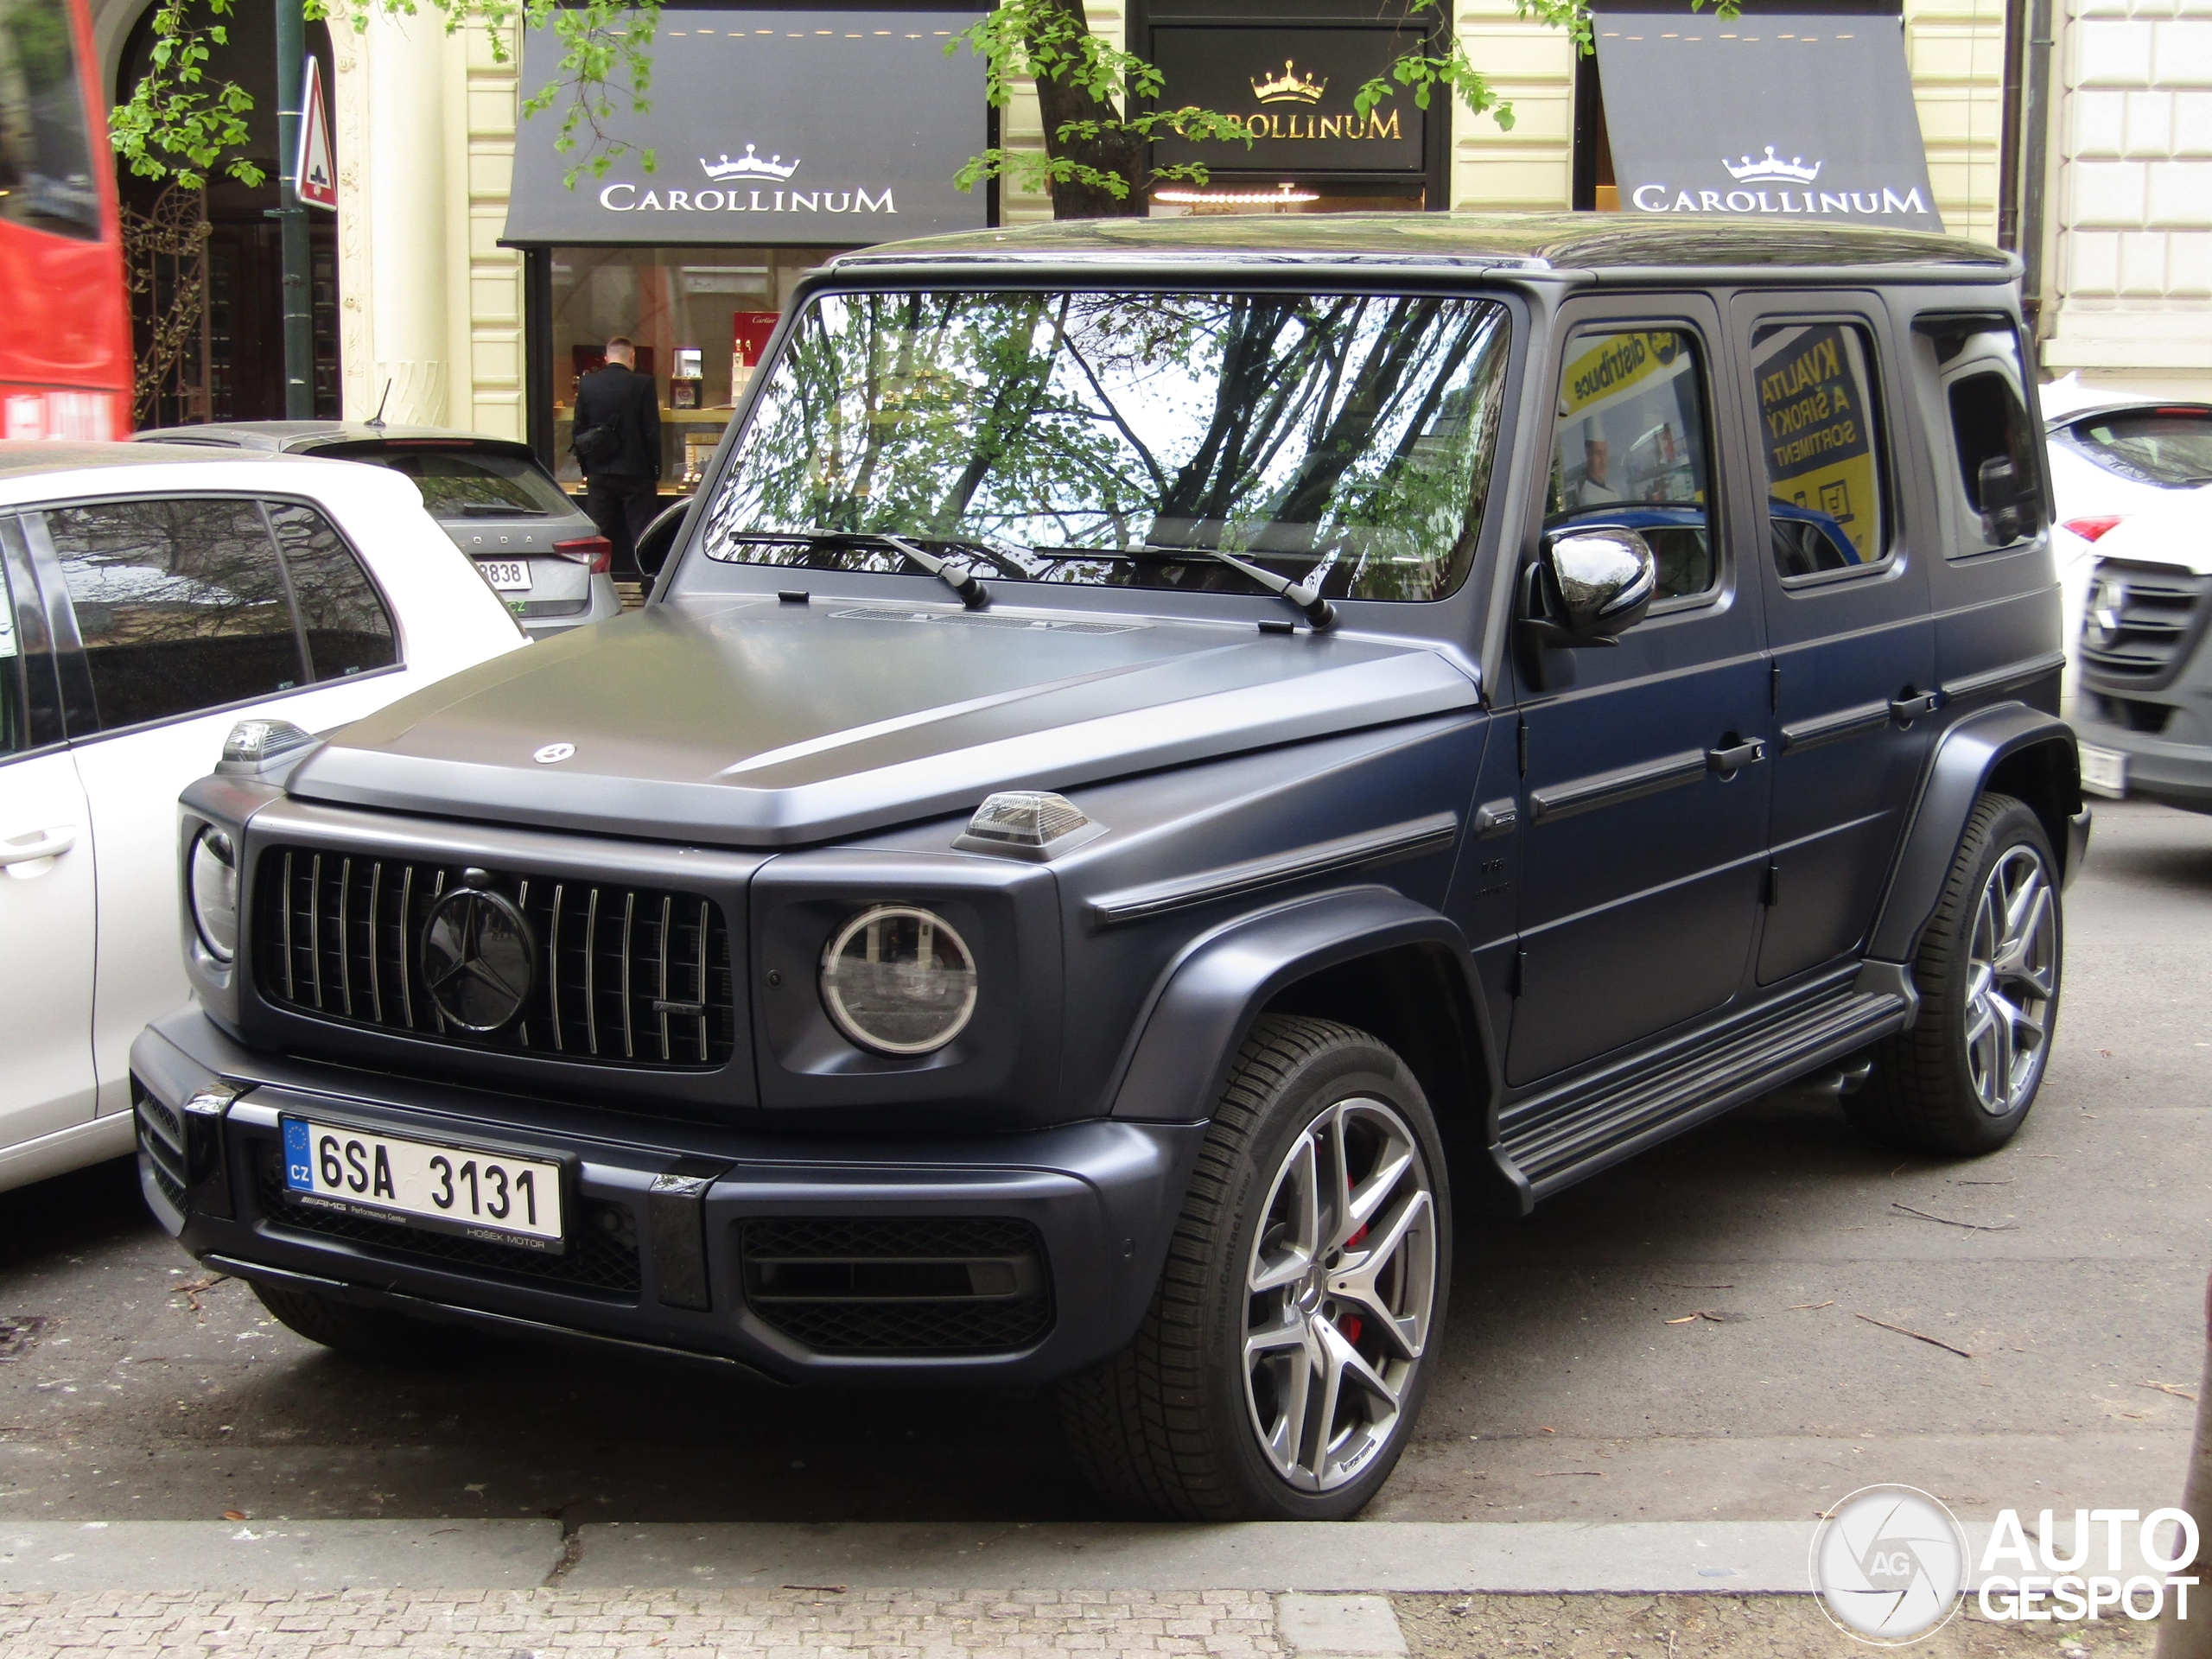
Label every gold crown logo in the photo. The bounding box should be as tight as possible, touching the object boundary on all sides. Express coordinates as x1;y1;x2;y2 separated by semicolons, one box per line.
1251;59;1326;104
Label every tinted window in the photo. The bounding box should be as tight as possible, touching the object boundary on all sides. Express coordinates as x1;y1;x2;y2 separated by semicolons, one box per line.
1932;324;2045;553
324;443;575;518
0;543;24;754
701;290;1513;603
2058;410;2212;489
0;0;100;240
1547;328;1716;600
1751;321;1890;578
46;498;304;732
267;500;397;680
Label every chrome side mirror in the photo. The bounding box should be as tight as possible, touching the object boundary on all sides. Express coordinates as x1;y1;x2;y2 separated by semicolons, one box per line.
1523;526;1658;647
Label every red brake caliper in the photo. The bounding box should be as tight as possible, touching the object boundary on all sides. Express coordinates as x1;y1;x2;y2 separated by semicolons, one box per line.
1337;1224;1368;1345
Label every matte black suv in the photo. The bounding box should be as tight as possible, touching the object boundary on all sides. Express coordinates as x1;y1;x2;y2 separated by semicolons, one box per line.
136;215;2087;1522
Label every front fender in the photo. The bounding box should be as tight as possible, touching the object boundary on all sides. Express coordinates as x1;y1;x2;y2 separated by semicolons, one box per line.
1866;702;2083;964
1105;884;1498;1128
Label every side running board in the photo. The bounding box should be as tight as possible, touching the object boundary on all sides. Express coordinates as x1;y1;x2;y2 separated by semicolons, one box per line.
1497;965;1916;1204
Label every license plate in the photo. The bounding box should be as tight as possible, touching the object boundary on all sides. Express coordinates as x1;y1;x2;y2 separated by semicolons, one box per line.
480;560;531;592
280;1117;565;1251
2079;742;2127;798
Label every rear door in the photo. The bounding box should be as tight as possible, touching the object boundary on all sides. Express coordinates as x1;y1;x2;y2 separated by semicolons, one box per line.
1508;296;1773;1085
0;518;97;1152
1731;296;1937;985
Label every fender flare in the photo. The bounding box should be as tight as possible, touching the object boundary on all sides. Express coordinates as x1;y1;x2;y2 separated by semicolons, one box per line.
1866;701;2083;964
1105;881;1507;1148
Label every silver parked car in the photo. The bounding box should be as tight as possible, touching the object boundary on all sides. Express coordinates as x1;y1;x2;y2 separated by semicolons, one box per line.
130;423;622;638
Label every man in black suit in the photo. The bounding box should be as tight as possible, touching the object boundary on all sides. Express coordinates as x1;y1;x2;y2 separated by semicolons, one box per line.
573;336;663;579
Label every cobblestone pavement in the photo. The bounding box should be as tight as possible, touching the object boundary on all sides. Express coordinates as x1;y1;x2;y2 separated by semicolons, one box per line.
0;1588;1288;1658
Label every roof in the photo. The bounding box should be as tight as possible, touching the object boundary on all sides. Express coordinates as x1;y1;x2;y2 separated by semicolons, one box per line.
130;422;532;453
0;440;318;481
838;212;2016;279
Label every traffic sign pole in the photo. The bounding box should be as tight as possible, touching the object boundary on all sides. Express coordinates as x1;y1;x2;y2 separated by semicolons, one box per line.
274;0;313;417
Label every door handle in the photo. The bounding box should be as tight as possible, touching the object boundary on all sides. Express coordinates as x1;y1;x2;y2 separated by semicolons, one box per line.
0;825;77;867
1890;690;1942;725
1706;739;1767;776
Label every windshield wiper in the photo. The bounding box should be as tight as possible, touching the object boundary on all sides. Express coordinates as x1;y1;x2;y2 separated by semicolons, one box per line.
874;533;989;610
456;503;550;518
991;536;1334;630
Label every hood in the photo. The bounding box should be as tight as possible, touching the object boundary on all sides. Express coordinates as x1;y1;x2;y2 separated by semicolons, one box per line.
286;596;1479;846
2087;489;2212;577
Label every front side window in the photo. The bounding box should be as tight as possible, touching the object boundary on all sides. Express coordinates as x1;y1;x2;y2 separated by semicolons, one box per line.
45;498;302;733
1751;321;1891;578
266;500;397;680
1546;327;1716;601
0;0;100;239
697;289;1513;604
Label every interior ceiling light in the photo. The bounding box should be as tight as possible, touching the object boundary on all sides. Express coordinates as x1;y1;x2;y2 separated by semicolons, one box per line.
1154;182;1320;206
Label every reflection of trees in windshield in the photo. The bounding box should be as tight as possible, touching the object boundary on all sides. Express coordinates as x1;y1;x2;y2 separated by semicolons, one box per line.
702;290;1510;602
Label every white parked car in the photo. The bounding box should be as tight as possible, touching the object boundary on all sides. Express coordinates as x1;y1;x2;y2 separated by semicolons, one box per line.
0;442;527;1193
2041;387;2212;715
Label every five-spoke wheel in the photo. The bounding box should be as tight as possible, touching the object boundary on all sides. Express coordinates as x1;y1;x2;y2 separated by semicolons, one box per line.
1057;1015;1451;1520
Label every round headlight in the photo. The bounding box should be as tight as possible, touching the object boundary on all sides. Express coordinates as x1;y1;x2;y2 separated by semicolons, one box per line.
819;905;977;1056
188;828;239;964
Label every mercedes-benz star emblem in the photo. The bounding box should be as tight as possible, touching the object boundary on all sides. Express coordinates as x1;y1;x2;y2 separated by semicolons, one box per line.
420;886;537;1033
534;742;575;765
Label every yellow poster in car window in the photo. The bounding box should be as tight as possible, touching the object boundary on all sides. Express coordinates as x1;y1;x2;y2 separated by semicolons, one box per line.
1753;323;1878;563
1558;331;1690;424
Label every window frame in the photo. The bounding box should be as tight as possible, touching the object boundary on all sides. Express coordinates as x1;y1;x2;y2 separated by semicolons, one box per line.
16;489;406;746
1741;308;1902;594
1541;317;1730;616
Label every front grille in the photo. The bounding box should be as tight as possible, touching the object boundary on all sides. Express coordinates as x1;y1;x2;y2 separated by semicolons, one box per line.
740;1216;1053;1354
2082;561;2211;687
253;1142;643;1298
254;846;737;1068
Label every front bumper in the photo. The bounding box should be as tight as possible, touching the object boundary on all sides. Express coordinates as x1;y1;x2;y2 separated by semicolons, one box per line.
2075;712;2212;813
130;1007;1204;1387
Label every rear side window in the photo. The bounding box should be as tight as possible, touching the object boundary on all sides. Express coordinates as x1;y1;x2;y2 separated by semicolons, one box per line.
1546;327;1717;601
1929;322;2046;554
267;500;397;680
325;443;575;518
1751;321;1890;579
45;498;304;733
2057;409;2212;489
0;544;25;755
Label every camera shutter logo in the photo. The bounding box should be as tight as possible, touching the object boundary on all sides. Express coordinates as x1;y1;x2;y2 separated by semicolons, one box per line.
1811;1484;1968;1643
420;887;537;1033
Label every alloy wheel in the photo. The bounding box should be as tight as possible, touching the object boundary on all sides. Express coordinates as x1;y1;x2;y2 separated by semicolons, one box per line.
1964;843;2057;1115
1243;1096;1438;1491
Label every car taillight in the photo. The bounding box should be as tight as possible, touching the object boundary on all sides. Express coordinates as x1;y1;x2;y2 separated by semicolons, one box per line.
2063;516;2126;543
554;535;613;575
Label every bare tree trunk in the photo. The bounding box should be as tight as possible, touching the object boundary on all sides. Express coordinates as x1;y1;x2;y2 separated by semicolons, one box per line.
2157;1271;2212;1658
1031;0;1147;219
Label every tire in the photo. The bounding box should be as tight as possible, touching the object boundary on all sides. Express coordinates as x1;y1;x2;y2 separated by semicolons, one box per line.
1848;791;2063;1155
1056;1015;1452;1521
251;1279;471;1367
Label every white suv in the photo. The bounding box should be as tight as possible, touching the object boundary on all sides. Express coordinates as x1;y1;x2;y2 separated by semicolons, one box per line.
0;442;527;1192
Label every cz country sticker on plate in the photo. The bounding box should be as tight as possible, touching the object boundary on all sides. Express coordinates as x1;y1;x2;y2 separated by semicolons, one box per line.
280;1117;566;1253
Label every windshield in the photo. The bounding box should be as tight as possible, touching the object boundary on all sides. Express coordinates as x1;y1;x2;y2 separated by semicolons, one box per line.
328;443;577;518
2062;410;2212;488
696;289;1512;602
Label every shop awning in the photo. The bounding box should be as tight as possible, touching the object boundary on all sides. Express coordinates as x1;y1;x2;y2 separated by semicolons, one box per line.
500;9;988;246
1594;11;1942;231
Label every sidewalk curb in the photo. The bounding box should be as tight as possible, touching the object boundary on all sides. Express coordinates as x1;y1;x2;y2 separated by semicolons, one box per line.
0;1520;564;1592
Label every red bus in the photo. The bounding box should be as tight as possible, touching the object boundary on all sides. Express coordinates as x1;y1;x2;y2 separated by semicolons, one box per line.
0;0;131;440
